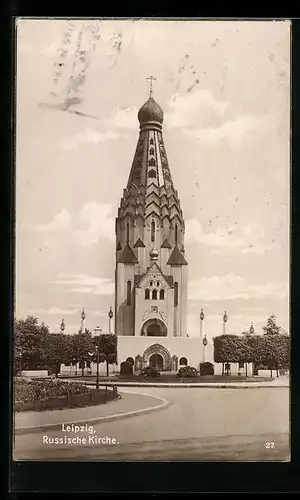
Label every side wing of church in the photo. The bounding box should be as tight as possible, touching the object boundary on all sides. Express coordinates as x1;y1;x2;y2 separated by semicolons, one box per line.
115;93;203;372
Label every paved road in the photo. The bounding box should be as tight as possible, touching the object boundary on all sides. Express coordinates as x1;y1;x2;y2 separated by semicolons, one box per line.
14;387;289;461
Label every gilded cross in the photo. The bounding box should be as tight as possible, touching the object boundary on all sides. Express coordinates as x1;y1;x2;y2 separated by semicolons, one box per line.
146;76;156;97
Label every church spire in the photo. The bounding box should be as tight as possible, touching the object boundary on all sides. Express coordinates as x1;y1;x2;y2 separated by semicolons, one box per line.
115;92;186;265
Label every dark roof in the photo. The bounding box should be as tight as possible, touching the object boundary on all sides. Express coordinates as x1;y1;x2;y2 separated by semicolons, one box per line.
116;241;122;251
118;244;138;264
167;245;188;266
161;238;171;249
133;238;145;248
134;275;144;286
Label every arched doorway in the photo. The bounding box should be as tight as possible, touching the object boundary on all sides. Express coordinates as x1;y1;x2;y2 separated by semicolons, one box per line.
149;353;164;371
141;318;167;337
142;343;172;372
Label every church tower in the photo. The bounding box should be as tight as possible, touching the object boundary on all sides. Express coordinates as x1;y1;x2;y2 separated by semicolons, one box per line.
115;85;188;339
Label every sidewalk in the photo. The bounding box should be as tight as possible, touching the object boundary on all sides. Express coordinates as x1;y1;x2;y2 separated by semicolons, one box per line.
14;391;168;435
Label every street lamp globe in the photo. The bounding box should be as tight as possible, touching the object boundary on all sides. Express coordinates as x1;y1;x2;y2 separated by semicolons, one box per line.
203;335;208;347
60;319;65;333
81;308;86;321
108;307;113;319
250;322;255;334
200;308;205;321
223;311;228;323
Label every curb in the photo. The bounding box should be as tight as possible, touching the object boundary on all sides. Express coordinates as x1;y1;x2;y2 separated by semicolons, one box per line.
87;382;288;389
14;392;170;436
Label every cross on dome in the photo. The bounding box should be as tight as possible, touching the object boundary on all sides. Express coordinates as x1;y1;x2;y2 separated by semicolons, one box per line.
146;75;156;97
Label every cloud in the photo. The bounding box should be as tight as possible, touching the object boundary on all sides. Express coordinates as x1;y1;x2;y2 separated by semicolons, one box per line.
183;114;268;146
188;273;288;301
53;273;114;296
62;128;119;150
165;89;230;129
29;307;81;316
75;201;115;245
109;106;138;129
37;209;71;232
185;219;269;254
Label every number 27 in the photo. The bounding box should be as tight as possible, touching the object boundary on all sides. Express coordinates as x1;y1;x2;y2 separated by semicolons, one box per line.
265;442;275;449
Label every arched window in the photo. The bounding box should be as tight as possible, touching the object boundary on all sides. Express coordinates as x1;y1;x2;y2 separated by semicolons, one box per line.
174;282;179;307
156;281;160;287
150;138;154;145
149;281;153;287
145;289;150;300
149;147;155;155
148;169;156;178
179;357;187;366
152;290;157;300
126;222;130;243
175;224;178;243
151;220;155;242
127;280;131;305
159;289;165;300
149;158;156;167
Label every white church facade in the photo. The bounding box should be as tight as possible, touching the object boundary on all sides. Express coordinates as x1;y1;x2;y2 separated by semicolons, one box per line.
114;92;205;372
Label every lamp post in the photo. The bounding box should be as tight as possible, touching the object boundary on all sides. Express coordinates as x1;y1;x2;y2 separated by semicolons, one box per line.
92;326;102;388
249;322;255;335
108;306;113;335
60;318;65;334
203;335;208;363
80;308;86;333
223;311;228;335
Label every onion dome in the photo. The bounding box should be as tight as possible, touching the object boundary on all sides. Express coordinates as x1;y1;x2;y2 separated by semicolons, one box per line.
138;97;164;125
149;247;159;261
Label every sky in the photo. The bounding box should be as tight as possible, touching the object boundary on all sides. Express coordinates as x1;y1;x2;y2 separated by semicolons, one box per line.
15;19;290;341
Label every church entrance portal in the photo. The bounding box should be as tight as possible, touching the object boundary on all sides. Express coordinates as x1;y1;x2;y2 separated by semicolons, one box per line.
149;353;164;371
142;343;172;372
141;318;167;337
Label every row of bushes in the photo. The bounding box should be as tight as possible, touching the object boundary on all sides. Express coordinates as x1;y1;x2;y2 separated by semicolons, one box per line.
14;377;120;412
135;363;214;379
14;377;89;404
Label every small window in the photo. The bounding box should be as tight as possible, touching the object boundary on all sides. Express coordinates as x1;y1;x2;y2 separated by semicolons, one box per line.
151;221;155;242
149;158;156;167
148;169;156;178
174;282;179;307
151;306;158;313
159;289;165;300
175;224;178;243
127;280;132;305
149;147;155;155
152;290;157;300
145;289;150;300
156;281;160;287
179;357;187;366
126;222;130;243
150;138;154;145
149;281;153;287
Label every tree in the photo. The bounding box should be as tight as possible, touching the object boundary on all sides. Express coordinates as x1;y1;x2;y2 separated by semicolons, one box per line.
42;333;73;377
71;331;93;376
262;315;281;336
213;335;251;376
14;315;49;371
93;334;117;377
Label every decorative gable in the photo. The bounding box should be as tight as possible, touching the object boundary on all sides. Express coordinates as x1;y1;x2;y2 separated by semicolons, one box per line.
136;261;174;289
